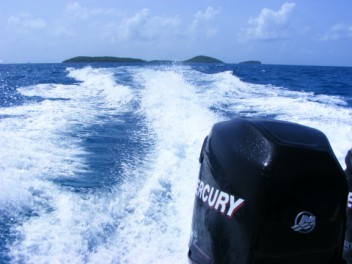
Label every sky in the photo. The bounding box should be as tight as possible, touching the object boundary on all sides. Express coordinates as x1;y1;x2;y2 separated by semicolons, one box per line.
1;0;351;66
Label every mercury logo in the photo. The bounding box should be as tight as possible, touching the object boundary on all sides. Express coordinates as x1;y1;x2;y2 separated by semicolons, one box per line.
195;180;245;218
291;211;316;233
348;192;352;209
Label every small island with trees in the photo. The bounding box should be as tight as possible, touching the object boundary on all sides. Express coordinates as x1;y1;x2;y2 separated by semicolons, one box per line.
183;56;223;63
62;56;145;63
238;60;262;64
62;55;260;64
62;55;224;63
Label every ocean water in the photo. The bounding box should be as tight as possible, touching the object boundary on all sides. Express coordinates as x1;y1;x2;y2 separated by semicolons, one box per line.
0;62;352;263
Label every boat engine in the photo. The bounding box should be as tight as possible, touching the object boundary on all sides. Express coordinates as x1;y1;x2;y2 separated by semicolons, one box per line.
188;118;347;264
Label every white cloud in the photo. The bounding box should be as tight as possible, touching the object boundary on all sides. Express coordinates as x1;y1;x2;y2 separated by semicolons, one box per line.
8;12;46;32
190;6;221;38
46;4;219;45
239;2;296;42
109;9;181;42
117;8;150;40
109;7;220;43
51;3;121;38
65;2;116;20
51;25;75;37
320;23;352;41
141;14;181;40
42;4;183;44
24;18;46;29
65;2;88;19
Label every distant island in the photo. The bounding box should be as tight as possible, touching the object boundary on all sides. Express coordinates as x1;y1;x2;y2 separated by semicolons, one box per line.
62;55;224;64
62;56;145;63
238;60;262;64
183;56;223;63
63;55;262;64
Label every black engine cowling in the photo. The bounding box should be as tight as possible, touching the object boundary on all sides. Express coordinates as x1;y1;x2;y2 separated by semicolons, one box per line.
188;118;347;264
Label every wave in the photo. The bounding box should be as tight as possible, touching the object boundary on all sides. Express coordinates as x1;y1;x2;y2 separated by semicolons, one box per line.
0;64;351;263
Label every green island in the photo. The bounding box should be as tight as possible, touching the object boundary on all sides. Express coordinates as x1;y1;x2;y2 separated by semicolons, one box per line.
62;56;145;63
62;55;224;64
63;55;262;64
183;55;223;63
238;60;262;64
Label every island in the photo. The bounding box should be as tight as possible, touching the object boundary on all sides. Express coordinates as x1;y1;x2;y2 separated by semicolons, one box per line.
183;55;224;63
238;60;262;65
62;55;224;64
62;56;146;63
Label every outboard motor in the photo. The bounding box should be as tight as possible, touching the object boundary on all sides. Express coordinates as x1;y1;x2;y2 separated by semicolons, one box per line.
188;118;347;264
344;149;352;263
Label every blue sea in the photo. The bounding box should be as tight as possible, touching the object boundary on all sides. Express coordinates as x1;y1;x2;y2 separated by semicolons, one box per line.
0;62;352;263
